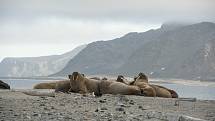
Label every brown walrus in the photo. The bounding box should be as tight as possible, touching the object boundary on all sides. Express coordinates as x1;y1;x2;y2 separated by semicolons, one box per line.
150;84;178;98
33;82;57;89
149;84;172;98
128;73;156;97
89;77;101;80
116;75;130;85
131;72;148;84
69;72;101;96
55;80;71;93
99;79;142;95
131;73;176;98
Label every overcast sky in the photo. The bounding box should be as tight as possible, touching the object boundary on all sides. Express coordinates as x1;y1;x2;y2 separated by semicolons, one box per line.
0;0;215;61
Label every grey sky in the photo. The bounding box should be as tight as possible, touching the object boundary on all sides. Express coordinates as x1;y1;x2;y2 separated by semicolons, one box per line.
0;0;215;61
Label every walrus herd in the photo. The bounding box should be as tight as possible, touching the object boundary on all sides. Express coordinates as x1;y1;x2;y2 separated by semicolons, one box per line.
33;72;178;98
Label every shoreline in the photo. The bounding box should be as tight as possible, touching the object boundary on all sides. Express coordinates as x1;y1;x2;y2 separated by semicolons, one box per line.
0;89;215;121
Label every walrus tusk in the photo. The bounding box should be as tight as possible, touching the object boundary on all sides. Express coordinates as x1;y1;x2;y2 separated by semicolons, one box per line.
72;76;75;81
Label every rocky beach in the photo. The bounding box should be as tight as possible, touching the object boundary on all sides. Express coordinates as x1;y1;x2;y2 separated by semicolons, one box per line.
0;90;215;121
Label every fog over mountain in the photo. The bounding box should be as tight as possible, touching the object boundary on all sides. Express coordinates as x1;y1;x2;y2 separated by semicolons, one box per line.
0;45;86;77
54;22;215;81
1;0;214;61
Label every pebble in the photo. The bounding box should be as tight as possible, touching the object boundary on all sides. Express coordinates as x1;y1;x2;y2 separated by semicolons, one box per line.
95;109;99;112
129;100;135;105
138;105;146;110
99;100;106;103
51;106;55;109
39;104;45;106
59;103;65;106
33;113;38;116
101;107;108;110
116;107;125;111
48;113;52;115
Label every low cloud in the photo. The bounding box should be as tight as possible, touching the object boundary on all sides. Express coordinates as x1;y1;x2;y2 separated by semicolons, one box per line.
0;0;214;60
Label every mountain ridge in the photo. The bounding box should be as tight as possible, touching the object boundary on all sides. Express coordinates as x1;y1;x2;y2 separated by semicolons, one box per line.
0;44;86;77
54;22;215;80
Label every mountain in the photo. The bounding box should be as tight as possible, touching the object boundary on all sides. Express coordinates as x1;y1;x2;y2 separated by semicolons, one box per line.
54;22;215;80
118;22;215;80
0;44;86;77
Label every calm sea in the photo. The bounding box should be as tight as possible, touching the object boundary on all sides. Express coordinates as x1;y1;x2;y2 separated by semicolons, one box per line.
1;79;215;100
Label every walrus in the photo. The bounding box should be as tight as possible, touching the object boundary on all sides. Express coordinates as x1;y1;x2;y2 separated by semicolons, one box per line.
69;72;101;96
89;77;101;80
131;73;175;98
99;79;142;95
134;82;156;97
129;73;156;97
149;84;172;98
130;72;148;85
55;80;71;93
116;75;130;85
150;84;178;98
33;82;57;89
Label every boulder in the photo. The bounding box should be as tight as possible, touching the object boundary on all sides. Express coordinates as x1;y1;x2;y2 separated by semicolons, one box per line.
0;80;10;89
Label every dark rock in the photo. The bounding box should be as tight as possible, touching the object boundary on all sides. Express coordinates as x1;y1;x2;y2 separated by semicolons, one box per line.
0;80;10;89
115;107;125;111
138;106;146;110
99;100;106;103
39;104;45;106
101;107;108;110
95;109;99;112
129;100;135;105
33;113;38;116
59;103;65;106
51;106;55;109
48;113;52;115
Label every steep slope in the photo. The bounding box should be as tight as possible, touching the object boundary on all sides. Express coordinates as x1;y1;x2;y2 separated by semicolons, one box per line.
55;22;215;80
54;29;165;76
118;22;215;80
0;44;86;77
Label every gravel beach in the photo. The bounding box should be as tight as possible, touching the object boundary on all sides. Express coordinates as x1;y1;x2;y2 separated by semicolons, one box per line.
0;90;215;121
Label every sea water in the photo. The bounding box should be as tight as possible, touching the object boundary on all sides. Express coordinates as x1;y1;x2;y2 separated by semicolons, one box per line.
1;79;215;100
1;79;55;89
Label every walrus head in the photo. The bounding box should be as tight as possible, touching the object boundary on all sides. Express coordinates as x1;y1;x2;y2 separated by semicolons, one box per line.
71;72;79;81
68;75;72;79
116;75;125;83
70;72;85;81
137;73;148;80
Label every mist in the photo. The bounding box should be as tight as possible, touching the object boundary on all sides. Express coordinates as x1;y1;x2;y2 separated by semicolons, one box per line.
0;0;214;61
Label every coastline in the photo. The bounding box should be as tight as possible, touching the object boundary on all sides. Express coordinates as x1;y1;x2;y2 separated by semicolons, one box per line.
0;89;215;121
1;76;215;87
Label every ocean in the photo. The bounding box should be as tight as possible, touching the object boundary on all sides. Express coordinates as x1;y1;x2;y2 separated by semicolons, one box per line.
1;79;215;100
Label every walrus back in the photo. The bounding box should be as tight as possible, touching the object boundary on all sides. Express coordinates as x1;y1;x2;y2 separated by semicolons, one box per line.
55;80;71;93
85;78;101;96
106;81;141;95
150;84;172;98
151;84;178;98
33;82;56;89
